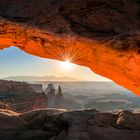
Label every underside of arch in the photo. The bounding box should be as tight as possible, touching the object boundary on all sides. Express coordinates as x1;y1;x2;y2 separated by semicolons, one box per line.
0;0;140;95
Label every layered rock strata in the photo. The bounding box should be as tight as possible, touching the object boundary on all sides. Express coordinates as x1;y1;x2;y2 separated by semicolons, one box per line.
0;80;48;112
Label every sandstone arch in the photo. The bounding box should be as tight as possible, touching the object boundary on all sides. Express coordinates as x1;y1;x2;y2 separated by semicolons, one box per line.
0;0;140;95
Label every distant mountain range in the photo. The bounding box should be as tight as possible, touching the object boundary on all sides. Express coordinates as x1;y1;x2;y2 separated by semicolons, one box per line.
2;75;80;82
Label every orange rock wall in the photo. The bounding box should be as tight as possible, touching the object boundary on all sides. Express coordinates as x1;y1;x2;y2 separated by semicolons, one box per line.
0;0;140;95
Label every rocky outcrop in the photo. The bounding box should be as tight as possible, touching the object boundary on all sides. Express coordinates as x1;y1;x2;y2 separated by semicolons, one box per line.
30;84;43;93
54;85;64;108
0;0;139;95
45;84;82;110
0;108;140;140
0;102;11;110
0;80;48;112
45;83;55;107
116;110;140;130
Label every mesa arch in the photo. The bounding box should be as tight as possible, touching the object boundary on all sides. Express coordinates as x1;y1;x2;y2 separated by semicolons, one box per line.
0;0;140;95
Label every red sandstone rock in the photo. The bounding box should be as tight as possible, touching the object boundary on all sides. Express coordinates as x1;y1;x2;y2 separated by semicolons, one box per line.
0;0;140;95
0;80;48;112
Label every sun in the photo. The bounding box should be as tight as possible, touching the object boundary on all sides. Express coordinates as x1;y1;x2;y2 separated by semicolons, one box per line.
59;60;74;70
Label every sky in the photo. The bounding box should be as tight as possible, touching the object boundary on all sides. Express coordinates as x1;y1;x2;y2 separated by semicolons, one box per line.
0;46;110;81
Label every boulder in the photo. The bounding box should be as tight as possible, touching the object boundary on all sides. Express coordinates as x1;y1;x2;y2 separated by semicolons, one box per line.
20;109;68;132
1;108;140;140
0;114;26;131
116;110;136;129
88;112;117;127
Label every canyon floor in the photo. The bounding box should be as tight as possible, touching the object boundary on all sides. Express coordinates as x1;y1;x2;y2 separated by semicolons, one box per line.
1;108;140;140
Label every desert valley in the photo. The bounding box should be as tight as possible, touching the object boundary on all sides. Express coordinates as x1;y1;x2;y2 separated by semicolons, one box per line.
0;79;140;139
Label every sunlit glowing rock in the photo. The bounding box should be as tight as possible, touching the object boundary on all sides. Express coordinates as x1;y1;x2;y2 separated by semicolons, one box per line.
0;0;140;95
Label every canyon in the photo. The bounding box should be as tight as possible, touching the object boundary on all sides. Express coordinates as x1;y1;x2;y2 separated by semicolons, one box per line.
0;80;48;112
0;80;140;139
0;0;140;95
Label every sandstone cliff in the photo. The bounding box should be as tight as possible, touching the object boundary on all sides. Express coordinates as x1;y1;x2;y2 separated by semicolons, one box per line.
0;80;48;112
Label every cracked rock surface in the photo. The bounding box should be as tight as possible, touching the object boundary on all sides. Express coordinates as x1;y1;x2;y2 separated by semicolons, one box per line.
0;0;140;95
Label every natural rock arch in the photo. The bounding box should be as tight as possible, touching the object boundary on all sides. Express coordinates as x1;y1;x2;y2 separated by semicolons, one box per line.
0;0;140;95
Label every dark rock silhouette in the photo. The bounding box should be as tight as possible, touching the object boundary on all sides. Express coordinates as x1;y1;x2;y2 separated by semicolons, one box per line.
0;108;140;140
45;83;55;108
54;85;64;108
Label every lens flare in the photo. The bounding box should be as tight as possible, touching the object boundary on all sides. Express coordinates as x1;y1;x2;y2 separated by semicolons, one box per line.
60;60;73;70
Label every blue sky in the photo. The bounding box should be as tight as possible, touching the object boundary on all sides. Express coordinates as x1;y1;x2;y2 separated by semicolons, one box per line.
0;46;110;81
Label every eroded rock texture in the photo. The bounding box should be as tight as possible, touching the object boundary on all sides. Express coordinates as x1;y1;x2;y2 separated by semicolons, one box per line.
0;80;48;112
0;0;140;94
1;108;140;140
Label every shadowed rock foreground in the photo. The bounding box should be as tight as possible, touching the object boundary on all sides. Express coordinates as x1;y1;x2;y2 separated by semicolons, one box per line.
0;0;140;95
1;108;140;140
